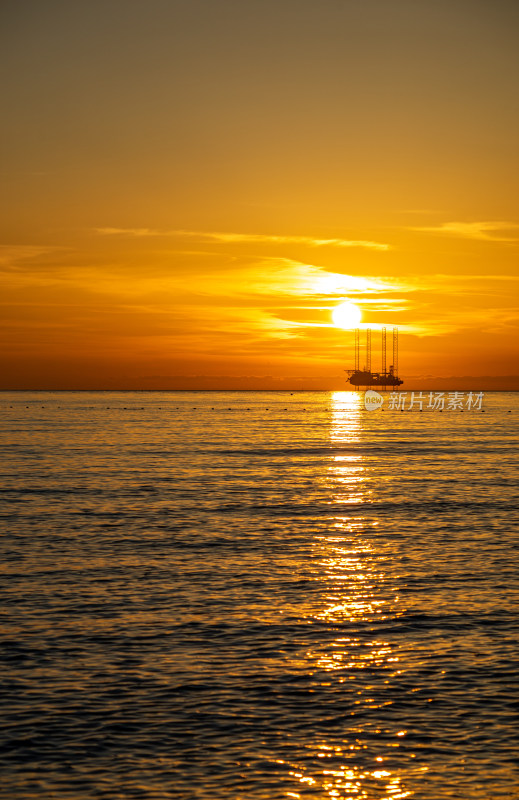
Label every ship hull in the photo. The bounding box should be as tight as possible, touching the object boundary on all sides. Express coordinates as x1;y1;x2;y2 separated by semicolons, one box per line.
348;371;403;387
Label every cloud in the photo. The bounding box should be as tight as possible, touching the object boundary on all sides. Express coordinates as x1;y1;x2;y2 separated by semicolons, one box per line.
406;272;519;299
0;244;60;268
96;227;158;237
0;244;406;342
409;221;519;242
4;238;516;345
213;259;399;297
95;227;390;251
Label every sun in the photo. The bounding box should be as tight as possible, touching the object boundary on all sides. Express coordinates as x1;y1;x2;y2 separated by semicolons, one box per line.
332;301;362;329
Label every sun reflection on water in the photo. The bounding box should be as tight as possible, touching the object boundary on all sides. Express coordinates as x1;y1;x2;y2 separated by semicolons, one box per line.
284;392;414;799
286;761;412;800
327;393;370;507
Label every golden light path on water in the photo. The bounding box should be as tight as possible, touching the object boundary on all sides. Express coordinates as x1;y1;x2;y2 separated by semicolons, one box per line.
283;393;417;799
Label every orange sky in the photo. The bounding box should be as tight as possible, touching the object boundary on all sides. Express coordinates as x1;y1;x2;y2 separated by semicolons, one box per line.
1;0;518;390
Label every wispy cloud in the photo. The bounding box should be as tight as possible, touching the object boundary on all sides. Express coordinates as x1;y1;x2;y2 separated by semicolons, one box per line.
95;227;390;251
0;244;60;268
0;246;406;342
213;259;401;299
409;221;519;242
4;240;517;345
406;273;519;299
96;227;158;237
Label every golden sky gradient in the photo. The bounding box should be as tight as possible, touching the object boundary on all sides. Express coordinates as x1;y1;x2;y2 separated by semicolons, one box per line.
1;0;518;389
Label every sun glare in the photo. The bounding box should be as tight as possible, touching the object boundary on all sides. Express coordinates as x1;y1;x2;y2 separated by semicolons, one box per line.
332;301;362;329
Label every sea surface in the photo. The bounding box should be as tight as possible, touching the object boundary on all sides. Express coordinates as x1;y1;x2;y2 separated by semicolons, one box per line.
1;390;518;800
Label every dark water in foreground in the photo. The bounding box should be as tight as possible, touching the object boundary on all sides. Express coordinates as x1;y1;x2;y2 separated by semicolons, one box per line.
1;391;518;800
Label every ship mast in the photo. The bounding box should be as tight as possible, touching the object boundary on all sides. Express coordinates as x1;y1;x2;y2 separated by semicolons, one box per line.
392;327;398;379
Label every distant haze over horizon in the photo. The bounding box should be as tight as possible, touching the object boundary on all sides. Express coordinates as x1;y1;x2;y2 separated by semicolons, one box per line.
1;0;518;389
2;377;518;392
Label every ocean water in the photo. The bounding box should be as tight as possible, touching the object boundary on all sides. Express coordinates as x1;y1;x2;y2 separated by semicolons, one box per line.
1;390;518;800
